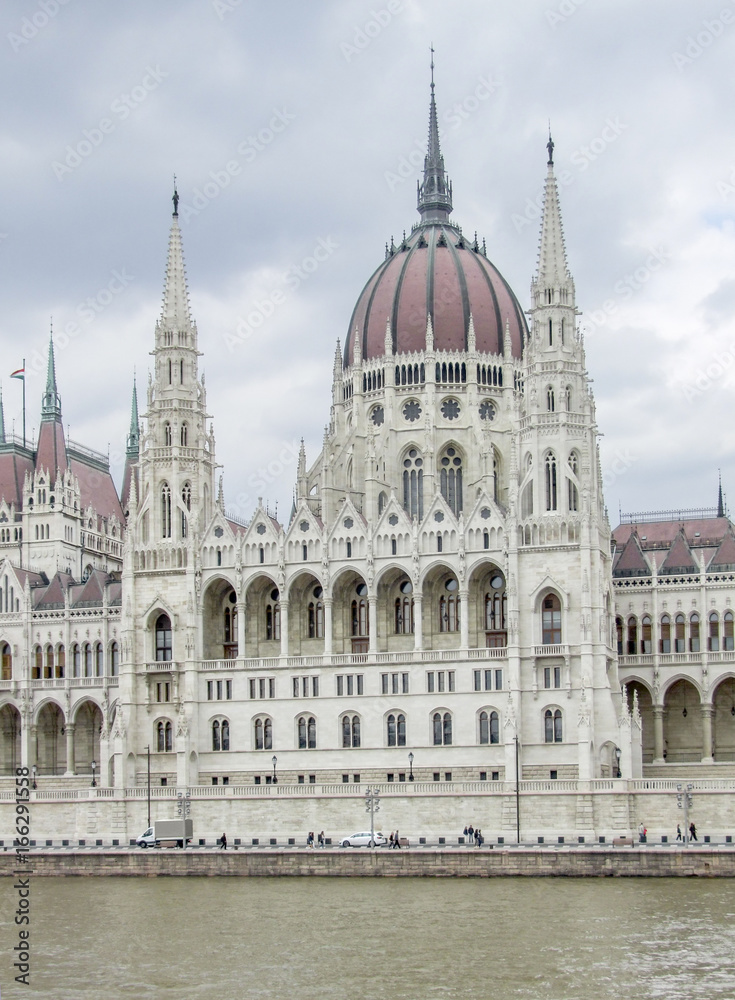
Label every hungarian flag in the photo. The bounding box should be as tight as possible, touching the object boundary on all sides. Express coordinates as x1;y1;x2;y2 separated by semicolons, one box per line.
10;367;24;381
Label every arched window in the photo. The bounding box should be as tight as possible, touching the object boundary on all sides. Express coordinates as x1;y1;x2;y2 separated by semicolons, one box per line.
165;720;173;752
298;716;317;749
709;612;720;652
212;720;220;751
94;641;104;676
484;571;507;647
72;643;80;677
627;617;637;656
564;385;572;411
641;616;652;654
433;711;452;745
181;483;191;539
378;491;387;516
725;611;735;651
32;645;42;679
567;453;579;512
674;613;686;653
266;589;281;641
439;578;459;633
547;386;555;412
479;710;499;745
545;453;557;511
402;449;424;520
660;614;671;653
545;709;562;743
254;717;272;750
690;613;700;653
157;720;172;752
161;483;172;538
351;588;368;636
83;643;92;677
308;595;324;638
110;642;119;676
180;422;188;447
439;447;463;516
615;617;624;655
342;715;361;748
164;422;172;446
394;580;414;634
542;594;561;645
386;712;406;747
44;645;53;679
155;614;172;661
1;642;12;681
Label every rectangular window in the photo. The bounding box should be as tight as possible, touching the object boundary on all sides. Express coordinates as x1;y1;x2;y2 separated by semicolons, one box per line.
480;771;487;781
392;673;399;695
302;677;308;698
438;671;445;693
207;681;213;701
448;671;455;692
347;675;354;696
382;673;389;694
222;776;229;785
259;678;266;700
484;669;492;691
265;775;272;785
550;770;558;780
492;771;499;781
254;775;261;785
444;772;452;782
217;680;223;700
312;677;319;697
398;773;406;782
226;680;232;700
554;666;561;688
337;675;344;696
427;672;435;693
353;774;360;783
387;773;395;782
495;669;503;691
402;673;408;694
293;677;300;698
357;675;364;695
212;777;218;786
250;678;256;699
268;678;274;699
474;669;481;692
544;666;551;689
309;775;316;784
342;774;349;783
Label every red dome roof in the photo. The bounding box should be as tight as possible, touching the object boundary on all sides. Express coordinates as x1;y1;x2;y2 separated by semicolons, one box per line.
345;223;527;364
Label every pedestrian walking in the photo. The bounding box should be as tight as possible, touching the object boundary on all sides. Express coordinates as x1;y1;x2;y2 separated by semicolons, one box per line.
219;832;227;850
394;829;401;849
307;831;314;848
475;829;483;847
318;830;325;848
676;824;682;841
689;822;698;841
468;824;475;844
638;822;645;843
463;826;468;839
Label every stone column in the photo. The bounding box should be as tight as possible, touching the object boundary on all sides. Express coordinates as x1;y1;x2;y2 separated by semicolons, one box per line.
324;599;333;655
236;601;246;659
368;597;378;653
460;590;469;649
30;724;38;772
653;705;665;763
279;601;289;657
701;703;714;762
413;595;423;651
65;723;76;775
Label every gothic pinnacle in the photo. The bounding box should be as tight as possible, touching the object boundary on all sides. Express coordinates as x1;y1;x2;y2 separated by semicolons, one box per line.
417;49;453;223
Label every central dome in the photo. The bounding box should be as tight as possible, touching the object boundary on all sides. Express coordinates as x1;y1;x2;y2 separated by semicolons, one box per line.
345;223;527;363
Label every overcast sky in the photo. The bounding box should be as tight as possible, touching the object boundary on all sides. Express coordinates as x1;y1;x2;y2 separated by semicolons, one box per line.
2;0;735;524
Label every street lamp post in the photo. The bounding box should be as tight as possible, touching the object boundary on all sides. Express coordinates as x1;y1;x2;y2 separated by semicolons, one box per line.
365;787;380;847
90;759;97;787
177;789;191;848
677;782;693;847
145;744;151;828
271;755;278;784
408;752;414;782
31;764;37;790
614;746;621;778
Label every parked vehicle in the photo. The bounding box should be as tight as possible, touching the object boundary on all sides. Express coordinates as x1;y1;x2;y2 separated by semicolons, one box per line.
339;831;387;848
136;819;193;848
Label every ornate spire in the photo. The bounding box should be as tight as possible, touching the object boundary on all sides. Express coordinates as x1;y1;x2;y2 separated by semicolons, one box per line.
160;185;192;331
417;49;453;223
535;133;572;289
41;330;61;421
126;376;139;458
718;470;725;518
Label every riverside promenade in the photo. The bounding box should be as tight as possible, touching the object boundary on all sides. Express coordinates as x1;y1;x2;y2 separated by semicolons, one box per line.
2;844;734;877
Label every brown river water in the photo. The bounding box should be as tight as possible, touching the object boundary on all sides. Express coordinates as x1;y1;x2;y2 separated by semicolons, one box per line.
1;876;734;999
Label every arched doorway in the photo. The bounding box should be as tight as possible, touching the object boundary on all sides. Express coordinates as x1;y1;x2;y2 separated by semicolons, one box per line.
73;700;103;776
202;578;238;660
663;679;702;763
625;681;654;763
36;702;67;775
712;678;735;761
0;703;21;774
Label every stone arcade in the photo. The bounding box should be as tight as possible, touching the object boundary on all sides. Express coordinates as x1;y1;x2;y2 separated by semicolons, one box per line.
2;79;735;843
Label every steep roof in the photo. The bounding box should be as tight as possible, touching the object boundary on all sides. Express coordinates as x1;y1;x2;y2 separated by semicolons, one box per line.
708;528;735;572
659;528;698;575
612;530;651;577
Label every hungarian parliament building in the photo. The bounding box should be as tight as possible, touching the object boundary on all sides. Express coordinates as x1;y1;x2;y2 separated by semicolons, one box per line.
2;80;734;810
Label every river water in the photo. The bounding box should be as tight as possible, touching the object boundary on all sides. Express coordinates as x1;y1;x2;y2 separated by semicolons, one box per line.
1;876;734;999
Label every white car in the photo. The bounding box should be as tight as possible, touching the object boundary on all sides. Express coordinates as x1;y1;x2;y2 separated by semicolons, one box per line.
339;831;388;848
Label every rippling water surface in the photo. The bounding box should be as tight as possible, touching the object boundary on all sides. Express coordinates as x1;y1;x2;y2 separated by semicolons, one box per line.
1;876;734;999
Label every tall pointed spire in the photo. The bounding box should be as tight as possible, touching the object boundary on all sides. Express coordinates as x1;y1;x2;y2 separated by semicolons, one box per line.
126;376;139;458
0;385;5;445
160;181;192;331
535;132;572;290
41;329;62;421
417;48;453;223
718;470;725;518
